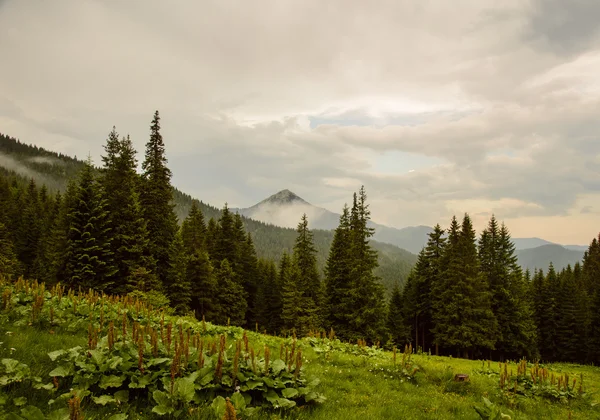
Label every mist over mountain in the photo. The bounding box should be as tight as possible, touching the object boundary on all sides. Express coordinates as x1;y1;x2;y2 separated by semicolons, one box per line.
234;189;588;271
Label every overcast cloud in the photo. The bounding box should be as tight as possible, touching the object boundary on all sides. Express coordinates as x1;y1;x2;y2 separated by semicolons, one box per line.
1;0;599;244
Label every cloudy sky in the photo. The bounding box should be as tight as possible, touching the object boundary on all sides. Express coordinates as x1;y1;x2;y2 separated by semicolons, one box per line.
1;0;600;245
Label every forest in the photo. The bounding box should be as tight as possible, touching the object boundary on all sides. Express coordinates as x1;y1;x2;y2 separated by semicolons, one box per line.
1;111;599;367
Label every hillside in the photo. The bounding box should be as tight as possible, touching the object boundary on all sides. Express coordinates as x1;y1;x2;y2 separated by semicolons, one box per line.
0;133;416;294
1;278;598;419
516;244;585;272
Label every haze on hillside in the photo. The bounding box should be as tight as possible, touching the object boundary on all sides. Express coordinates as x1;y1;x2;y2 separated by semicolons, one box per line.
1;0;600;244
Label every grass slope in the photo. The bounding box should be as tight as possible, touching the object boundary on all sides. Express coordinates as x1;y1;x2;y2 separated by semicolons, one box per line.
0;279;598;420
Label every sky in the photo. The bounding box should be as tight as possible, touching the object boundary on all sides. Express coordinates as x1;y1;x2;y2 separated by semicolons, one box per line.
1;0;599;245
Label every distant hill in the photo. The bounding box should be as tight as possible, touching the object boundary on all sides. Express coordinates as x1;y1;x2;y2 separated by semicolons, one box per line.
0;133;417;296
233;189;433;254
512;237;555;250
516;244;585;273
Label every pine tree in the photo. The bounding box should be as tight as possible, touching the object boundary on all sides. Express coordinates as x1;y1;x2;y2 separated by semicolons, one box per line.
291;214;321;329
239;232;260;325
539;263;560;361
0;222;18;277
15;179;42;278
179;201;215;318
281;260;304;334
346;187;387;343
64;158;117;291
101;127;156;294
139;111;178;289
479;217;536;360
324;205;352;338
165;230;191;314
181;201;207;252
556;265;580;362
214;259;247;326
433;214;497;358
416;224;446;354
387;282;409;346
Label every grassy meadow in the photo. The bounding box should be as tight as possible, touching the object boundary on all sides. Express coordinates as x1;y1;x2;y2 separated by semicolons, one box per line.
0;278;598;419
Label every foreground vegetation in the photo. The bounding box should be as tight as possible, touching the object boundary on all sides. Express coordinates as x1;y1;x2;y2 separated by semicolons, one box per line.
0;277;598;419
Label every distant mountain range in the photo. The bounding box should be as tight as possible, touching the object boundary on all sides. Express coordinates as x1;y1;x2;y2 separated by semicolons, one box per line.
233;189;589;272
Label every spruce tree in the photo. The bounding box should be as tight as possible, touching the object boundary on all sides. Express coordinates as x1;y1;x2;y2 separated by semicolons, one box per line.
556;266;581;362
292;214;321;329
324;205;352;338
178;201;216;318
139;111;178;289
214;259;247;326
346;187;387;343
165;230;191;314
433;214;497;358
540;263;560;361
64;158;117;291
387;282;409;347
101;128;156;294
281;260;304;334
0;222;18;277
479;217;536;359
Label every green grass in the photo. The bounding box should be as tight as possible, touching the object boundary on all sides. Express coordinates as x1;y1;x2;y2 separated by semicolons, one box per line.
1;324;599;419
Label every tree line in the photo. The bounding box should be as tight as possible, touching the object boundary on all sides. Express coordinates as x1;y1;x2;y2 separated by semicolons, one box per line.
390;215;600;364
0;111;598;365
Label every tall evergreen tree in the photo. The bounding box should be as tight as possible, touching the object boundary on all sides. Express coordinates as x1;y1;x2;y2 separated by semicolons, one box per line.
214;259;247;326
346;187;387;343
101;128;156;294
64;159;117;291
433;214;497;358
387;282;409;347
479;217;536;359
139;111;178;289
324;205;352;338
0;222;18;277
165;230;191;314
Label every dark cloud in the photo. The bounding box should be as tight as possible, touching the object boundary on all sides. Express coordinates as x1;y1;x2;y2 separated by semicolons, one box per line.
523;0;600;56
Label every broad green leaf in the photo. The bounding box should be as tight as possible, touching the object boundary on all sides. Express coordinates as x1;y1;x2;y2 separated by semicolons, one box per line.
33;382;55;390
210;396;226;418
46;408;69;420
246;380;262;390
129;374;152;388
19;406;45;420
0;393;7;405
282;388;298;398
107;356;123;370
13;397;27;406
48;365;72;377
99;375;124;389
88;350;105;366
271;359;286;375
221;375;232;387
92;395;115;405
174;378;196;403
151;390;174;415
114;390;129;403
147;358;170;367
264;389;279;404
47;350;66;362
275;397;296;409
2;358;20;373
199;372;214;386
231;392;246;410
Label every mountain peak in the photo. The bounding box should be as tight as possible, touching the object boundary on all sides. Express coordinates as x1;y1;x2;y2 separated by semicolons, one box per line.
256;189;309;206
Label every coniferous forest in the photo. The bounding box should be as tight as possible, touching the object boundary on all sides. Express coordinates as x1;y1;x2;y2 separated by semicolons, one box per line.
1;110;599;369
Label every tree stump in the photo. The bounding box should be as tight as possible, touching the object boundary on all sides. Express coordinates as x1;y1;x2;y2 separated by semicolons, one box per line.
454;374;469;382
